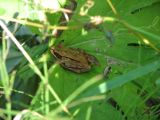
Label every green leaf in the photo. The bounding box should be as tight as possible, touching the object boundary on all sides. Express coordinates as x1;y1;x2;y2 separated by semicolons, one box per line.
83;59;160;97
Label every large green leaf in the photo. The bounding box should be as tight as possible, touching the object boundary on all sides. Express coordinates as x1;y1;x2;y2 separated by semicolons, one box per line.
46;0;160;119
1;0;160;119
48;0;160;96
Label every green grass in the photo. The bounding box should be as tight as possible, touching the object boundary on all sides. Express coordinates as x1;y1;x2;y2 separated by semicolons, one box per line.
0;0;160;120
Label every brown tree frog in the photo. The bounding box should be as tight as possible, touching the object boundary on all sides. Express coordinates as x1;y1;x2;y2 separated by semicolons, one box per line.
50;44;99;73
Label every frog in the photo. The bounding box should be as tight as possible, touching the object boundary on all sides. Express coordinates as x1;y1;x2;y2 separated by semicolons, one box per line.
50;44;99;73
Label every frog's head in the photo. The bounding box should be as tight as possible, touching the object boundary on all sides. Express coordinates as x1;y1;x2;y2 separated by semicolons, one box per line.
50;47;56;56
50;45;63;59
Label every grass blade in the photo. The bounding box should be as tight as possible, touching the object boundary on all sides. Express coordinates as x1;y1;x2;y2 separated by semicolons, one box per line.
83;59;160;97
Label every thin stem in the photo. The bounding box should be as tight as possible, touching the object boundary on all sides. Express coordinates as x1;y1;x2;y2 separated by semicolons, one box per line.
0;16;69;30
119;20;160;52
0;20;70;115
49;74;103;117
106;0;118;15
43;60;50;114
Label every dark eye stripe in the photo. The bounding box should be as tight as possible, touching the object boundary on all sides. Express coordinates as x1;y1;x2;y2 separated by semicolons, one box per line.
54;52;62;59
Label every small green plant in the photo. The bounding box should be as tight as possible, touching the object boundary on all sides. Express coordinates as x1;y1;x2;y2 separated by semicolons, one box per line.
0;0;160;120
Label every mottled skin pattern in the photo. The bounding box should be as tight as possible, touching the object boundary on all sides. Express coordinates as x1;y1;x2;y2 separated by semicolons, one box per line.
50;44;99;73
